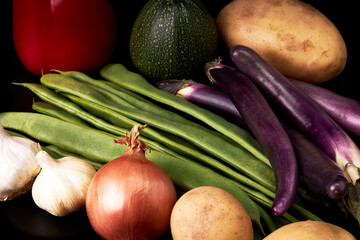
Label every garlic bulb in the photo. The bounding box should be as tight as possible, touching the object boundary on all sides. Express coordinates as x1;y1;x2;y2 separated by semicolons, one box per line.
32;150;96;216
0;122;41;201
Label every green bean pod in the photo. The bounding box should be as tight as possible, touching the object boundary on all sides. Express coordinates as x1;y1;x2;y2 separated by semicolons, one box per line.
21;82;237;175
17;82;180;156
42;145;103;170
32;101;91;127
63;71;241;146
56;70;165;111
28;80;275;197
63;92;276;198
99;64;269;164
39;74;276;191
44;73;237;145
0;111;264;229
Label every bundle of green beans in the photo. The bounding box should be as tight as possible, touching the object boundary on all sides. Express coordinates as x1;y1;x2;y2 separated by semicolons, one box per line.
0;64;322;236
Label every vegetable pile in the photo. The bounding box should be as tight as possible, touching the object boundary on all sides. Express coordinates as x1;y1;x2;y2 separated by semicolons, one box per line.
2;0;360;239
1;65;324;238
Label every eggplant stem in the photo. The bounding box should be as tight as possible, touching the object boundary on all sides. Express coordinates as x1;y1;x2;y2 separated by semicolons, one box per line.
344;162;360;184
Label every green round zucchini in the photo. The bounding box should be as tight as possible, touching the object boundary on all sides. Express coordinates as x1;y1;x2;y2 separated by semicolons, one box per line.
130;0;219;83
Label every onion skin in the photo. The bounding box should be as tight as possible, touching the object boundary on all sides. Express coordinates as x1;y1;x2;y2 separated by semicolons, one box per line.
85;125;177;240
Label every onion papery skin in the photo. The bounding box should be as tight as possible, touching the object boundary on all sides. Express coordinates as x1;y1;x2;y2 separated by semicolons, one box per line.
86;148;177;240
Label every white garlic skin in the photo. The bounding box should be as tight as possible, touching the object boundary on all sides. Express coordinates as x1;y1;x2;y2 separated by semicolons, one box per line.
32;151;96;216
0;126;41;201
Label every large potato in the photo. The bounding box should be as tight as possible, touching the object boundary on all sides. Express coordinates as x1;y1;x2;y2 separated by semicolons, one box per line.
170;186;253;240
264;220;356;240
217;0;347;84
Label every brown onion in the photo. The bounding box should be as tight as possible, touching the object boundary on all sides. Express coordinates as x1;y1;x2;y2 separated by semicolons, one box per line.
85;124;177;240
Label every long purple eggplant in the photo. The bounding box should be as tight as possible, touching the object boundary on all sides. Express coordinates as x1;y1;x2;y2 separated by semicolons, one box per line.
230;45;360;185
289;78;360;137
157;78;360;138
205;60;298;216
156;79;349;199
283;126;349;199
155;79;247;128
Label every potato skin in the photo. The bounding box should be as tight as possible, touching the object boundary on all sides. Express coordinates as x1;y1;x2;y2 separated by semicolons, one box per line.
216;0;347;84
170;186;253;240
264;220;356;240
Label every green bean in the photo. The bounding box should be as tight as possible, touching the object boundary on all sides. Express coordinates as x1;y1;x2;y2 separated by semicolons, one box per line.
257;207;277;233
40;145;63;159
18;82;188;157
1;112;121;162
57;70;211;131
57;70;200;125
6;127;103;170
43;73;135;109
21;82;211;164
51;74;201;149
23;81;275;198
32;101;91;127
56;70;162;109
62;92;196;151
5;129;27;138
46;73;239;145
0;111;265;229
100;64;270;164
17;83;127;137
43;145;103;170
240;181;322;222
40;74;276;191
289;202;323;222
62;92;276;198
241;184;301;223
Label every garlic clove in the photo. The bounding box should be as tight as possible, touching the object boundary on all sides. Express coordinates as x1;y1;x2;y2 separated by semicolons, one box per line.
0;124;41;201
32;151;96;216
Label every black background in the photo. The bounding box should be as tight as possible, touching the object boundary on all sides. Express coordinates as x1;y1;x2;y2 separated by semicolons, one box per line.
1;0;359;239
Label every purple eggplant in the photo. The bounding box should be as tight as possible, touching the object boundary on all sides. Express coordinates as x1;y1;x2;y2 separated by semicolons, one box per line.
157;78;360;138
155;79;247;128
289;78;360;137
205;60;298;216
283;126;349;199
157;79;349;199
230;45;360;185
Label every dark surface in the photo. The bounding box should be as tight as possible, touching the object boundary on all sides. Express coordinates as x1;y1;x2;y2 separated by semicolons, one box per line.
1;0;360;239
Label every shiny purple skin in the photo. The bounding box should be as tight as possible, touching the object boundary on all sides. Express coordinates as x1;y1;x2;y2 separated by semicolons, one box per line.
156;79;247;128
158;78;349;200
182;84;246;126
284;126;349;199
290;78;360;137
206;62;298;216
230;45;360;184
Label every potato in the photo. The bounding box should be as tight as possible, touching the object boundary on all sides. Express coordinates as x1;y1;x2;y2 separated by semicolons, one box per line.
216;0;347;84
264;220;356;240
170;186;253;240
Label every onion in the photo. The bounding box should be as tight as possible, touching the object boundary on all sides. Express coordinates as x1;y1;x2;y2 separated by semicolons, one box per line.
85;124;177;240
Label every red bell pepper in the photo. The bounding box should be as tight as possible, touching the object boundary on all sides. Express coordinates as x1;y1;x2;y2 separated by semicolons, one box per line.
13;0;118;75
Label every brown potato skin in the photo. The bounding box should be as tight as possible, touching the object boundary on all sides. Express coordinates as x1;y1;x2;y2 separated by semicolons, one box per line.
216;0;347;84
170;186;253;240
264;220;356;240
